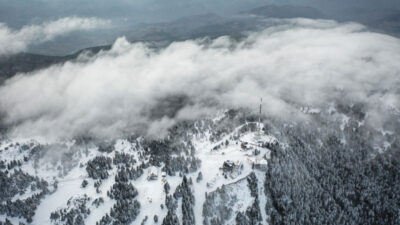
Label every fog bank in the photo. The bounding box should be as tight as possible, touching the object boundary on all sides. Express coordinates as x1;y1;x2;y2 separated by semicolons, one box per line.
0;17;109;55
0;19;399;140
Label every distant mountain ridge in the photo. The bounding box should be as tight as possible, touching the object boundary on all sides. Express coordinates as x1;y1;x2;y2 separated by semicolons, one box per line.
243;5;326;19
0;45;111;82
1;6;400;83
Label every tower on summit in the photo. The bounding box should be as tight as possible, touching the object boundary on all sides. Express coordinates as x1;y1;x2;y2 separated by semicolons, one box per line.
255;97;264;140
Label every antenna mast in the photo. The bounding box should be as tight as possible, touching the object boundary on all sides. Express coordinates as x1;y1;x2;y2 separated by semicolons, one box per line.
259;98;262;134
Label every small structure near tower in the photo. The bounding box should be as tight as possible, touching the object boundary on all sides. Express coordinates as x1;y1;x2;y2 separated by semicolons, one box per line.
147;167;158;181
240;142;251;151
221;160;243;179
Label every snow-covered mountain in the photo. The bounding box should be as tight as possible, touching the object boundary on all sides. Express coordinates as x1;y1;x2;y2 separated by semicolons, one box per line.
0;110;273;225
1;104;399;225
1;0;400;224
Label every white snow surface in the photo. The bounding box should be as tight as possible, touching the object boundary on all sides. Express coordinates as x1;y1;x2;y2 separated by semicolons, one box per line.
0;121;274;225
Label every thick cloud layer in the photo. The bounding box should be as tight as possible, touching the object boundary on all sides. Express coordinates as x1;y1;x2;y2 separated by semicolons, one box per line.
0;17;109;55
0;19;399;140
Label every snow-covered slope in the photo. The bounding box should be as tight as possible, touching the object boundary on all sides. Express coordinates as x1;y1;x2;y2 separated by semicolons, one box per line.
1;103;399;225
0;111;277;225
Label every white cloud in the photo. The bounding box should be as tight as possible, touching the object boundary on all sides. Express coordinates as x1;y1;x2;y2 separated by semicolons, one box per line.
0;17;110;55
0;19;399;140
